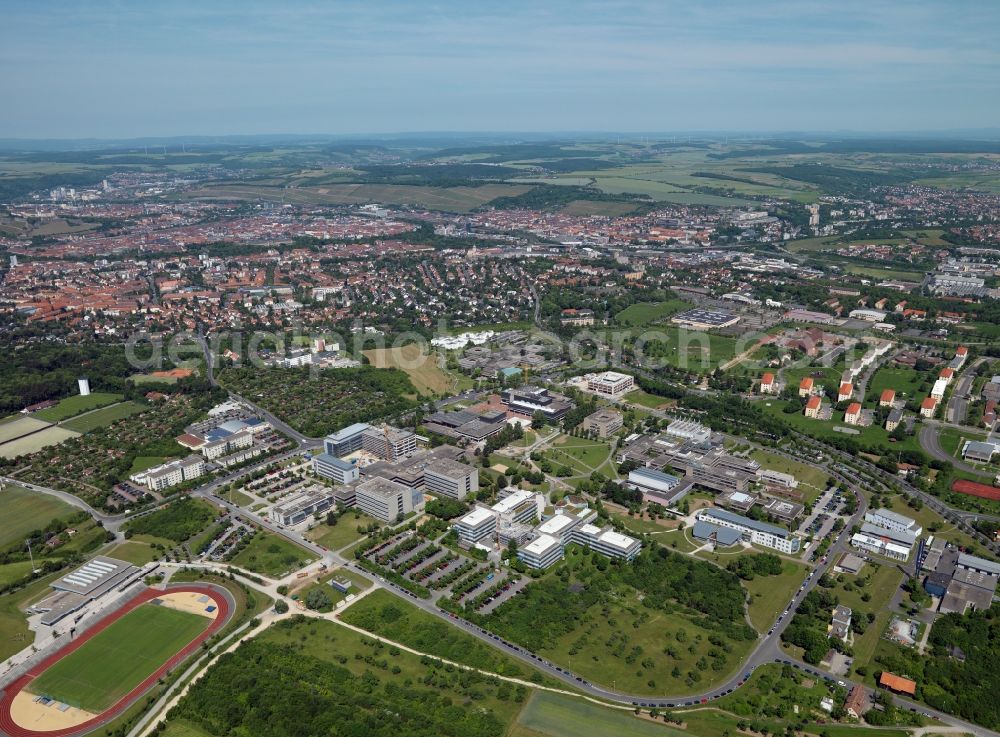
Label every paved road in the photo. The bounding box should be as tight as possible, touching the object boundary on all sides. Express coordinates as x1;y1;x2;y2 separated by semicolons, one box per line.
946;357;986;425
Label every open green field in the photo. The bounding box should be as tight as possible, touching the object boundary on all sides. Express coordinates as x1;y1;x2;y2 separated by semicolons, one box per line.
0;485;77;548
743;559;809;633
842;263;925;281
33;393;122;423
61;401;147;433
0;571;65;660
341;589;556;682
0;561;37;588
626;389;674;409
866;366;927;403
0;426;81;459
515;691;685;737
362;343;469;396
830;562;905;675
749;448;829;504
559;199;639;216
546;435;614;475
228;531;316;578
305;511;377;552
637;326;739;373
615;299;690;327
130;373;179;385
106;540;161;565
29;602;210;712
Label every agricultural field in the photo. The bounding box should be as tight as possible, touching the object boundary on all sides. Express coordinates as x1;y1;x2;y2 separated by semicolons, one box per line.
614;299;691;327
0;426;81;459
32;393;122;423
362;343;469;396
29;602;210;712
61;401;147;433
228;531;316;578
0;485;77;548
181;182;533;212
559;199;639;216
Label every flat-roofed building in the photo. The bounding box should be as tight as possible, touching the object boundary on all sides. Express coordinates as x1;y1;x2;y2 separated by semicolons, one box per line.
323;422;371;457
138;455;205;492
355;477;422;522
851;521;916;560
865;508;922;537
962;440;998;464
313;453;360;485
760;469;798;489
664;419;711;444
269;488;335;526
424;458;478;500
627;467;687;507
717;490;757;513
362;425;417;461
671;308;740;330
453;506;497;545
517;534;563;569
931;378;949;399
492;488;540;525
695;508;801;554
586;371;635;397
535;513;584;543
500;386;573;421
762;498;804;523
582;408;623;438
570;524;642;561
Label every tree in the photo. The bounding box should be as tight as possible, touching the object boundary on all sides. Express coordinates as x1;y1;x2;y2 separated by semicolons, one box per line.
274;599;289;614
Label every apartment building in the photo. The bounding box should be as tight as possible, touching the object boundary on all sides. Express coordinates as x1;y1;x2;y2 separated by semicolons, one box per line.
695;508;801;554
355;477;423;522
805;395;822;418
920;397;938;418
136;455;205;492
844;402;863;425
424;458;478;500
201;430;254;460
313;453;360;485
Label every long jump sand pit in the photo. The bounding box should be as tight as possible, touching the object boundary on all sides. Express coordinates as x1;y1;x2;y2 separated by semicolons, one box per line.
0;585;232;737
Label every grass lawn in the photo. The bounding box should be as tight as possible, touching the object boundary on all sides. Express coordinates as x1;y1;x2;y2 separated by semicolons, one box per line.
626;389;674;409
828;561;905;675
749;448;829;504
615;299;691;327
33;393;122;423
743;559;809;633
0;416;52;444
515;690;686;737
0;426;81;459
638;326;739;373
0;485;77;548
128;455;169;475
305;512;377;551
0;571;66;661
0;561;37;587
29;603;210;712
866;366;927;404
363;343;463;396
547;435;612;474
106;540;161;565
62;401;147;433
228;531;316;578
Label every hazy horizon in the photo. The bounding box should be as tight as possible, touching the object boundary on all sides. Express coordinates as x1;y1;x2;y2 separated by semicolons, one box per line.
2;0;998;139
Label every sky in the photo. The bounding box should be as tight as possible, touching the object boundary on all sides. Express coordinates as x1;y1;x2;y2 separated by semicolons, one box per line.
1;0;998;139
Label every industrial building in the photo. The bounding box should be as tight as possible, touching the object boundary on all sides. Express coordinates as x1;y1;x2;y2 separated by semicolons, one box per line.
671;308;740;330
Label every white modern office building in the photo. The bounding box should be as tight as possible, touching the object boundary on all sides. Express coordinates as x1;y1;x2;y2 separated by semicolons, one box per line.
864;509;922;537
569;524;642;561
851;523;916;561
269;489;336;526
517;534;564;570
492;489;541;526
586;371;635;397
695;508;801;554
313;453;360;485
453;506;497;545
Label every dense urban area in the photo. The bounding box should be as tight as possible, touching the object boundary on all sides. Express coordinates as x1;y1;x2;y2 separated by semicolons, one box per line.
1;135;1000;737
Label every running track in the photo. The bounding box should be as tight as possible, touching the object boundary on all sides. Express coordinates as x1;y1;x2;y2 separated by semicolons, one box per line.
0;585;232;737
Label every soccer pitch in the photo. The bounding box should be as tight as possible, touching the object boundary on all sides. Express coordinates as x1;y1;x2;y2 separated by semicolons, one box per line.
29;603;209;712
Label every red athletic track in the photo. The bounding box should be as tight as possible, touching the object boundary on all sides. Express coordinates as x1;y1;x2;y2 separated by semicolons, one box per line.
0;585;231;737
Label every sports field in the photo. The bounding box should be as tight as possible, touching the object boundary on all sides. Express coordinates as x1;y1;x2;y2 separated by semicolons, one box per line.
0;416;50;445
28;602;210;712
61;401;147;433
0;427;81;459
32;393;122;423
0;485;76;548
